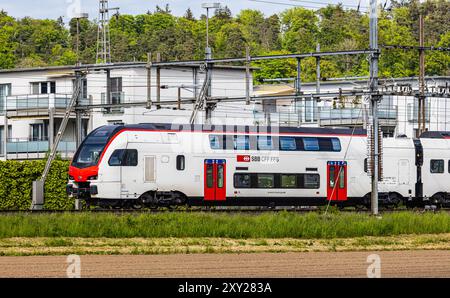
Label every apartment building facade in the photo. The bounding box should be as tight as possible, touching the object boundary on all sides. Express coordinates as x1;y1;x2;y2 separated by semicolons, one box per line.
0;62;256;160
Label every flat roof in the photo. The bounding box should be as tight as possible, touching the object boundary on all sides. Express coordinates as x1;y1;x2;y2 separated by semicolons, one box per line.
0;61;257;74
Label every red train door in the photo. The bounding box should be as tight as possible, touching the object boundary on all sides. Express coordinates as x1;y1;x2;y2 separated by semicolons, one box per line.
204;159;227;201
327;161;348;201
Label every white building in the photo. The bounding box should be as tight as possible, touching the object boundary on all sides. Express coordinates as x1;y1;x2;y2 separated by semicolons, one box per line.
0;62;449;161
0;62;256;160
255;76;450;138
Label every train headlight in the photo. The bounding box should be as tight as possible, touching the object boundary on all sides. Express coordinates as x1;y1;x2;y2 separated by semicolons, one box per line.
88;175;98;180
69;175;74;180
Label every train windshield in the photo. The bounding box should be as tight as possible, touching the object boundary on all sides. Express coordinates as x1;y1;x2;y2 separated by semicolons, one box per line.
71;126;119;168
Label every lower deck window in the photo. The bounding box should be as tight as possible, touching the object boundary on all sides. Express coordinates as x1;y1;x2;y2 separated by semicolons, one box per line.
257;174;275;188
234;173;320;189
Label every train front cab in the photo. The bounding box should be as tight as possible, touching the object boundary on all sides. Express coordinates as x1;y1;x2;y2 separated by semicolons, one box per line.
67;125;122;200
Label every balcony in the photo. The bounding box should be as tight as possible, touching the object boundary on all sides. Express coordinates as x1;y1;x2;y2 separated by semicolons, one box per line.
254;106;398;128
5;94;90;118
5;138;76;160
318;106;398;127
101;92;125;114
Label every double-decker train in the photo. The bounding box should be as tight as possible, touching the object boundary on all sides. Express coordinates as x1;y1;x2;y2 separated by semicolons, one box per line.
67;123;450;209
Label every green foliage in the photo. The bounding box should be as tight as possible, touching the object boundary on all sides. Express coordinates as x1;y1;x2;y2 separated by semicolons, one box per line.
0;211;449;239
0;2;448;79
0;160;72;210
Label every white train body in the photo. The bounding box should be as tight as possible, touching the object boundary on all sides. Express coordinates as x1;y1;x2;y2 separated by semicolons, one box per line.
67;124;450;207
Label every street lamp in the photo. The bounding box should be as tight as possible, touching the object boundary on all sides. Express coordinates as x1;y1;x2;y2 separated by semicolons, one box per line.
202;3;220;59
73;12;89;65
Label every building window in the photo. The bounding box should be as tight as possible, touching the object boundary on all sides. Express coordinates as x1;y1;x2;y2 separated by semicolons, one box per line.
30;123;48;141
431;160;444;173
176;155;185;171
31;82;56;95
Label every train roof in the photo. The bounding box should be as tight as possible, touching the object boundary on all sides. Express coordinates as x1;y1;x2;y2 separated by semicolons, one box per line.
419;131;450;139
106;123;367;136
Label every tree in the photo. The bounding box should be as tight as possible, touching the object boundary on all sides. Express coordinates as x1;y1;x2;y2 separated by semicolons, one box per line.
215;23;247;58
281;7;319;53
0;12;17;69
184;8;195;21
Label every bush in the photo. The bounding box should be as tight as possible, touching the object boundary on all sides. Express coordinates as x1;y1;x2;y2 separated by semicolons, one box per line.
0;160;73;210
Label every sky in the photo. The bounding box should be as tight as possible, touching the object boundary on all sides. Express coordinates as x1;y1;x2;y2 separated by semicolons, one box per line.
1;0;378;21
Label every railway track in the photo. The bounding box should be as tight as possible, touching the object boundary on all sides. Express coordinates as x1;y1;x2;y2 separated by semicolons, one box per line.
0;206;447;214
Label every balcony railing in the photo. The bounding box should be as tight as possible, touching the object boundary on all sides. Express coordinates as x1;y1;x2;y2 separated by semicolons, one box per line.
5;94;90;116
254;106;398;127
101;92;125;114
6;138;76;158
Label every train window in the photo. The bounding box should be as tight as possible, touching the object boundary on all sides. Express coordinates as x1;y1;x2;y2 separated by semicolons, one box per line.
206;164;214;188
108;149;125;166
209;135;222;149
257;136;273;150
280;137;296;151
364;158;368;173
217;164;224;188
234;174;251;188
339;168;345;189
329;167;336;188
449;160;450;173
304;174;320;189
234;135;250;150
303;138;320;151
281;174;297;188
257;174;275;188
331;138;342;151
122;149;138;167
176;155;185;171
430;159;444;173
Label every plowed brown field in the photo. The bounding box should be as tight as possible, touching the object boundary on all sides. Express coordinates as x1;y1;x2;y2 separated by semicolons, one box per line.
1;250;449;278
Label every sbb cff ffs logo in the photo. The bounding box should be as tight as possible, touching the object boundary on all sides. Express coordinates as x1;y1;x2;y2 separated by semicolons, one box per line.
237;155;251;162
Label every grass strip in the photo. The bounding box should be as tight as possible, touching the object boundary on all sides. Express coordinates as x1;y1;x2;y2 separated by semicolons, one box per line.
0;211;450;239
0;234;449;256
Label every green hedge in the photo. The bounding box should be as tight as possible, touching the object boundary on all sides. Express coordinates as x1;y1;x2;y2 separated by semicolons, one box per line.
0;160;73;210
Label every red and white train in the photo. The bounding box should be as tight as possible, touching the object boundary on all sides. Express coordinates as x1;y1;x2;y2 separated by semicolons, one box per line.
67;123;450;209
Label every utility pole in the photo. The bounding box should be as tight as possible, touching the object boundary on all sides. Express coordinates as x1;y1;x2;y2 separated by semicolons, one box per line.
146;52;152;109
73;13;89;65
369;0;381;216
418;1;426;136
32;72;83;210
202;3;220;125
96;0;119;64
156;52;161;109
245;46;251;106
